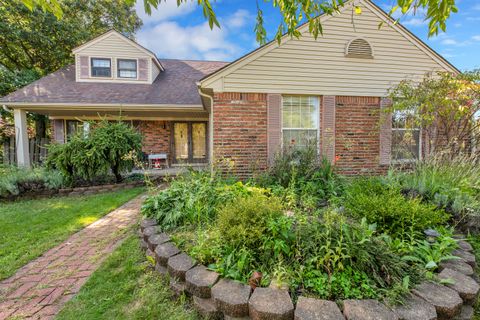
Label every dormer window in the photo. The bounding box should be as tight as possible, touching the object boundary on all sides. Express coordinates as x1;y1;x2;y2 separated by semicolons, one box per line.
91;58;111;77
118;59;137;79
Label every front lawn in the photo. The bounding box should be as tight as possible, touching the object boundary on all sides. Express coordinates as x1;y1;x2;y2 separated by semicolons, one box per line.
0;187;144;280
56;235;198;320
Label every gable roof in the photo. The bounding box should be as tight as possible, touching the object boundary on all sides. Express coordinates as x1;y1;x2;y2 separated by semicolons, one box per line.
200;0;459;87
73;29;165;71
0;59;227;106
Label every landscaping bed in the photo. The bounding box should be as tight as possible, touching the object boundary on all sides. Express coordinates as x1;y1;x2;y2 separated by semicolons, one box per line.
140;148;480;319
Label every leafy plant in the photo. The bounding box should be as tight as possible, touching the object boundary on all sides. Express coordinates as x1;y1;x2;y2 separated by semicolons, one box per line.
0;165;65;197
342;177;449;239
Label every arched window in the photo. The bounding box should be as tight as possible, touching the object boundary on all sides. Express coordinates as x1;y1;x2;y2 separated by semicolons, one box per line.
345;38;374;59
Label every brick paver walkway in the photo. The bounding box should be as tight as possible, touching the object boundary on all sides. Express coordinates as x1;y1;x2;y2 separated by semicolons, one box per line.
0;195;144;320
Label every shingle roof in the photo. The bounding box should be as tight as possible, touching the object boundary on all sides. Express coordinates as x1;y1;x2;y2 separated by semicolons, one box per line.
0;59;228;105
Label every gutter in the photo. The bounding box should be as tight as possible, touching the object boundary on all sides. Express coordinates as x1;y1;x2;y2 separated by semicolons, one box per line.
2;104;12;112
197;84;214;171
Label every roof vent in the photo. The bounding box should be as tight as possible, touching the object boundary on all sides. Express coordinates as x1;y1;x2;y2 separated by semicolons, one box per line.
346;38;373;59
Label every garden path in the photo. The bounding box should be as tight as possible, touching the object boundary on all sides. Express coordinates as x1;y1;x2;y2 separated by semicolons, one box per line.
0;195;145;320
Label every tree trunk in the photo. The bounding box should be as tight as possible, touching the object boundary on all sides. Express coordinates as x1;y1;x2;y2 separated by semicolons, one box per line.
112;163;123;183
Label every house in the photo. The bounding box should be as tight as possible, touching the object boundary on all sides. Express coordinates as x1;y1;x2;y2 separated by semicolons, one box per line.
0;0;459;177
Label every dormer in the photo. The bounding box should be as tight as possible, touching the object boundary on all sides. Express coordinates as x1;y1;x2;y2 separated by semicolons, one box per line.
73;30;164;84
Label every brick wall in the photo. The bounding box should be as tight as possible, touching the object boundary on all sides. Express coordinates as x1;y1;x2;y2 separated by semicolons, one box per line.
334;96;388;175
212;92;268;178
137;120;171;157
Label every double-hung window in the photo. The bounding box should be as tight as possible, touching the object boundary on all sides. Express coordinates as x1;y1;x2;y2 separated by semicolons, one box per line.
117;59;137;79
282;96;319;150
91;58;111;77
392;109;421;161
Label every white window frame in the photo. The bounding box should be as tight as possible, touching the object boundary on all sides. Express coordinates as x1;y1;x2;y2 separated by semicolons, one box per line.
117;58;138;79
391;109;422;163
281;95;321;152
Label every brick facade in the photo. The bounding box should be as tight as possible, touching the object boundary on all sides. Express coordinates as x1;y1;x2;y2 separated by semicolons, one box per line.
334;96;388;175
137;120;171;158
212;92;268;177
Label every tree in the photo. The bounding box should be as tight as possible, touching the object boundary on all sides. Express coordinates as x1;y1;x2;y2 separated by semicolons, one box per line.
388;71;480;158
0;0;142;140
17;0;458;45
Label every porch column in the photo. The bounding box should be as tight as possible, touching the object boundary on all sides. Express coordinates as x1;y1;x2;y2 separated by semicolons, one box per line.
14;109;30;167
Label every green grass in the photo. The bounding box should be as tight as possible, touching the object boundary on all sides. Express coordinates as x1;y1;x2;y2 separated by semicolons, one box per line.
0;188;144;280
56;235;199;320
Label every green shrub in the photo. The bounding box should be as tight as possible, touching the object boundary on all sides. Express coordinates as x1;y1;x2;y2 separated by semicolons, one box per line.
342;177;449;239
0;165;65;197
46;120;141;183
141;170;256;229
387;155;480;225
216;191;283;249
257;144;344;210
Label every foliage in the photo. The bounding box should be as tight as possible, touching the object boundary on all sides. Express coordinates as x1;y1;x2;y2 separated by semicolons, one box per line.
0;164;64;197
89;121;142;182
256;144;344;210
0;68;41;97
0;0;141;74
46;120;142;183
141;170;255;230
56;235;197;320
387;155;480;221
18;0;458;45
341;177;449;239
0;187;143;280
388;71;480;157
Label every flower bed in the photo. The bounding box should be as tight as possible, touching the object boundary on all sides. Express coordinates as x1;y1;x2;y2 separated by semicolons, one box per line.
140;149;480;319
139;218;478;320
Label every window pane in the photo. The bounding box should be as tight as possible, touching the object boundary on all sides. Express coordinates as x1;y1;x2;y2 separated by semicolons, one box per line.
392;129;420;161
92;59;110;67
119;60;136;69
119;70;137;78
283;130;317;149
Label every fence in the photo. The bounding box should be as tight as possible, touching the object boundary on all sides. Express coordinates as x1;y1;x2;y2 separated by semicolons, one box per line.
2;137;50;165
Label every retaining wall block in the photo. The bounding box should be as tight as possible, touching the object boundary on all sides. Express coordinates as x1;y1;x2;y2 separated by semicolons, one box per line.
170;278;187;297
412;282;463;319
438;268;480;304
140;218;157;231
454;305;474;320
391;294;437;320
294;297;343;320
142;226;161;242
458;240;474;252
186;265;220;298
154;242;180;266
439;259;474;276
248;287;294;320
167;253;197;281
147;233;170;251
193;296;223;320
452;250;476;268
211;279;252;318
342;300;398;320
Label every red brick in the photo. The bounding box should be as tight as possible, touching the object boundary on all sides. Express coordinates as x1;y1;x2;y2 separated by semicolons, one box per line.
40;287;64;306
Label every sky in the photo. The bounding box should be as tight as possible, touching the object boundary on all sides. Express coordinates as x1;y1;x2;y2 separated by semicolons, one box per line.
135;0;480;71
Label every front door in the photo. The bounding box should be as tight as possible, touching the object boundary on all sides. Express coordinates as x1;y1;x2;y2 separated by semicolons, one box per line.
173;122;207;163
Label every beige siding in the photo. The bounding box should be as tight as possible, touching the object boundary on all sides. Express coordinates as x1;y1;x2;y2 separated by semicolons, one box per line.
152;62;161;82
204;1;451;96
74;32;154;84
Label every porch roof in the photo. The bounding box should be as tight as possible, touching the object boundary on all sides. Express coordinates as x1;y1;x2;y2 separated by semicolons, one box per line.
0;59;227;107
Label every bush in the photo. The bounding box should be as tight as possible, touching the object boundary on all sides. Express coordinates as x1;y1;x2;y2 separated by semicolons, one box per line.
141;170;256;230
46;120;141;183
216;191;283;249
341;177;449;239
387;155;480;228
256;144;344;210
0;165;64;197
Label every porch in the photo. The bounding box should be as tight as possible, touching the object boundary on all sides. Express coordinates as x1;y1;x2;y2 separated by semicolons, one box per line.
10;108;212;168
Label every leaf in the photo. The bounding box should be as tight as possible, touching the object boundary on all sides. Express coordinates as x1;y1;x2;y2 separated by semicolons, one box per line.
354;6;362;14
425;260;438;269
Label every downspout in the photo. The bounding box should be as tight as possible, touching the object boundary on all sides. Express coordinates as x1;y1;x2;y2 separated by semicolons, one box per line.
197;84;214;173
3;105;12;112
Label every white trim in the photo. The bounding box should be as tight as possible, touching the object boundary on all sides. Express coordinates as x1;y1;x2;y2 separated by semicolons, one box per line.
117;58;139;80
4;102;204;110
